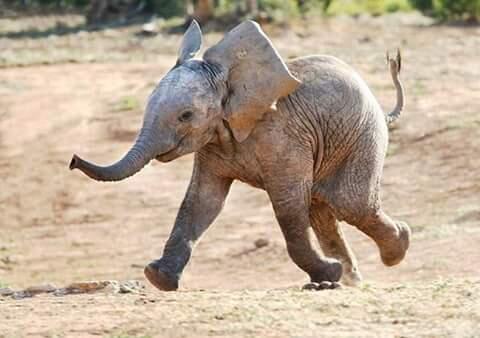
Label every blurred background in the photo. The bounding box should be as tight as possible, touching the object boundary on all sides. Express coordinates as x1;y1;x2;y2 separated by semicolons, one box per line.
0;1;479;337
1;0;480;26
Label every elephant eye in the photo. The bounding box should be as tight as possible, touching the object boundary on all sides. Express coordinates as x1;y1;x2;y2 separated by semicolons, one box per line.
178;110;194;123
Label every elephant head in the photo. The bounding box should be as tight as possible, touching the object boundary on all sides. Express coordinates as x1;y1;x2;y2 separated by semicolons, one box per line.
70;20;300;181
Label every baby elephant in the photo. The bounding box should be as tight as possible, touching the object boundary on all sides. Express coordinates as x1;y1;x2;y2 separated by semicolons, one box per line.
70;20;411;290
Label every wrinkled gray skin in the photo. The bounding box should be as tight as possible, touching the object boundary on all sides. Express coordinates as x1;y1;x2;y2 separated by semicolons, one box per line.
70;20;411;291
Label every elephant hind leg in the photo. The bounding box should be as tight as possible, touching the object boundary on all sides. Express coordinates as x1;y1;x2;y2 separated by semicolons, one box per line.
322;178;411;267
310;202;362;286
353;210;411;266
314;131;411;267
320;175;411;266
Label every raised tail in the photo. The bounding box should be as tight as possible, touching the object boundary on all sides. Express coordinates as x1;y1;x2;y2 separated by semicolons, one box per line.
385;49;405;125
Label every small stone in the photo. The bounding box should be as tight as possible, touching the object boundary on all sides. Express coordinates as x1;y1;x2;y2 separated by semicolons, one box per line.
7;280;145;298
53;288;68;296
118;280;144;294
62;280;144;295
254;238;269;249
24;284;57;295
66;281;111;293
0;288;14;297
103;281;121;293
134;298;148;305
12;291;31;300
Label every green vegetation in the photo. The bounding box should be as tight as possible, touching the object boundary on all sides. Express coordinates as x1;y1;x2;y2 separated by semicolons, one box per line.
409;0;480;21
2;0;413;16
3;0;478;22
436;0;480;21
257;0;302;19
114;96;140;112
146;0;186;18
328;0;412;15
408;0;433;12
147;0;414;18
3;0;90;8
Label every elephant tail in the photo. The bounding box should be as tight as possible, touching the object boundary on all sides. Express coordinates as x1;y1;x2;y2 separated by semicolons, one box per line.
385;49;404;125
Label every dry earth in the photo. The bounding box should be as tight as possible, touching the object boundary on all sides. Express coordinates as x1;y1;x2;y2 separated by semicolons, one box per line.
0;13;479;338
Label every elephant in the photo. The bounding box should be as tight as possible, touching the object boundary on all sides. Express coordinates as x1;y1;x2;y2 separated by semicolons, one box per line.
70;20;411;291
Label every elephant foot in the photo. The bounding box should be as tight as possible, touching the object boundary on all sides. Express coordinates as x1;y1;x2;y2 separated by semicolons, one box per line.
302;281;342;291
380;221;411;267
305;259;343;291
309;258;343;283
144;261;179;291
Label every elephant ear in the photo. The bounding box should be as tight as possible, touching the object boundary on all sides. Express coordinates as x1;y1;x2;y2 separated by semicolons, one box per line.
177;20;202;65
203;20;301;142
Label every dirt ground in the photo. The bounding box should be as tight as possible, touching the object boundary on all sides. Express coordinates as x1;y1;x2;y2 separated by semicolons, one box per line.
0;13;479;338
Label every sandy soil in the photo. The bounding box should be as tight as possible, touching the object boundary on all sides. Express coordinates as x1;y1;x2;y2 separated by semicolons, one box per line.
0;13;479;338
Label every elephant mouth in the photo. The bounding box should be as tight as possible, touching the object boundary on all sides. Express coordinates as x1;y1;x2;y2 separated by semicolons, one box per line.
155;135;187;162
155;147;178;162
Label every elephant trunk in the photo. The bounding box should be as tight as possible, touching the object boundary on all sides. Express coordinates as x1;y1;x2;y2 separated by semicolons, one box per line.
70;128;157;182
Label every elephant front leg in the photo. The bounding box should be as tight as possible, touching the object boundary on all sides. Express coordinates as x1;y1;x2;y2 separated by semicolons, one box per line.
144;157;232;291
267;179;343;289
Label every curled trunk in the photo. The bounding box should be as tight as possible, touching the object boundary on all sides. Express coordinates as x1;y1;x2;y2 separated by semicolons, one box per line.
70;128;157;182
